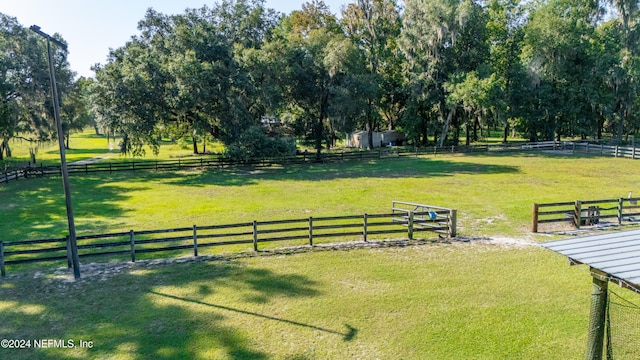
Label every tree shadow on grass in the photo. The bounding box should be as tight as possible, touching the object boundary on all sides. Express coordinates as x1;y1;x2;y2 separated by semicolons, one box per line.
0;258;353;359
0;175;147;241
467;149;599;160
158;157;520;188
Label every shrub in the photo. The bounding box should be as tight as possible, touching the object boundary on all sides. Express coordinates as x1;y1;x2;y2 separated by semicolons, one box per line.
224;126;295;161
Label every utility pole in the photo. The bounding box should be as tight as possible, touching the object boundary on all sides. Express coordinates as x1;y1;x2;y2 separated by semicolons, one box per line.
29;25;81;279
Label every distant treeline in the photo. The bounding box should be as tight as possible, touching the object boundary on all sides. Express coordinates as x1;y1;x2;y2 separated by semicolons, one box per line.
2;0;639;161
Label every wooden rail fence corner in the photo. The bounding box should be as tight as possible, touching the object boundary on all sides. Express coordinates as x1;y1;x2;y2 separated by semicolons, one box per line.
532;197;640;233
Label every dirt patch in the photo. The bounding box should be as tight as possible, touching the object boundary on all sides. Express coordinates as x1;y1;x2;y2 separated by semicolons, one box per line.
9;236;539;286
457;236;539;248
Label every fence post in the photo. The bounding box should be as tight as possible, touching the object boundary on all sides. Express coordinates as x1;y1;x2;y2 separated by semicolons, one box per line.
253;221;258;251
615;145;619;158
363;214;368;242
130;230;135;262
532;203;539;233
66;235;72;268
193;225;198;257
1;241;6;277
586;270;608;360
309;217;314;246
407;211;414;240
618;198;624;225
449;209;457;238
574;200;582;229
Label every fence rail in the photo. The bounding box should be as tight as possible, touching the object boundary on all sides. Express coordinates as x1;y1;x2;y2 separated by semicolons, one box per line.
0;204;456;276
570;142;640;159
2;140;611;185
531;197;640;232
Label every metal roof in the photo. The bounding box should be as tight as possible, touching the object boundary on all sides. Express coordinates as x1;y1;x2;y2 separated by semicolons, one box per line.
541;229;640;293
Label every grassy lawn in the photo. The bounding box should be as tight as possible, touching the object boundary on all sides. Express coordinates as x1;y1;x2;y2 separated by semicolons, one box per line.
2;133;640;358
1;130;224;168
0;242;614;360
2;151;640;242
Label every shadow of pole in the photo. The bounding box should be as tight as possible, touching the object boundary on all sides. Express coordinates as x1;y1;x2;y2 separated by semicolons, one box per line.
148;291;357;341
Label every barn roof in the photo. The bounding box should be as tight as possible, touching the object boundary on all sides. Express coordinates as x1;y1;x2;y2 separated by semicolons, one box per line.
541;229;640;293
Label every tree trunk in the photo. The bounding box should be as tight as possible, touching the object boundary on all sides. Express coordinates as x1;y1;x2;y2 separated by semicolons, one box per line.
465;120;470;146
316;92;329;159
503;123;509;143
4;139;11;158
315;116;323;158
367;98;375;150
438;109;455;147
29;148;36;164
615;104;629;145
193;136;199;154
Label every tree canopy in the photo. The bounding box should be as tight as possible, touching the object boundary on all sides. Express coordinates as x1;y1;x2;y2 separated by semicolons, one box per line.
2;0;640;160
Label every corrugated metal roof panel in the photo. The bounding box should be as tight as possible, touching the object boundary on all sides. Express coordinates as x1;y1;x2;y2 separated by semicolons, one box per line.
542;229;640;293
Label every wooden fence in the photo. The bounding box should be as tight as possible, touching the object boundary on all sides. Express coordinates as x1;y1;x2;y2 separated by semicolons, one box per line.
0;140;579;184
0;204;457;276
570;142;640;159
531;197;640;232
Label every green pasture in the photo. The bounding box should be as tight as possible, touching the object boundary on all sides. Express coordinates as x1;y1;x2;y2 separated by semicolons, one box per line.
2;133;640;359
2;149;640;242
0;243;612;360
1;130;224;168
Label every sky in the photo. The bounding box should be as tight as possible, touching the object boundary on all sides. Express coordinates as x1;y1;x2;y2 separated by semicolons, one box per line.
1;0;348;78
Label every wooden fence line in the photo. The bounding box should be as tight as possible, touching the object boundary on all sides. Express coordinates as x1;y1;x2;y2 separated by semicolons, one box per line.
0;208;456;276
3;140;617;185
531;197;640;232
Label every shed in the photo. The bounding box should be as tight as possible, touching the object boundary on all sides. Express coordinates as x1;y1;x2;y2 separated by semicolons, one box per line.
346;131;383;148
381;130;405;146
346;130;405;148
542;229;640;359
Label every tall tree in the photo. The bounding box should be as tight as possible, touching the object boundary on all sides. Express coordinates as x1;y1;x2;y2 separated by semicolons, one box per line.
485;0;529;142
90;0;281;156
605;0;640;143
0;13;74;160
342;0;403;148
400;0;486;146
270;0;345;156
521;0;602;141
